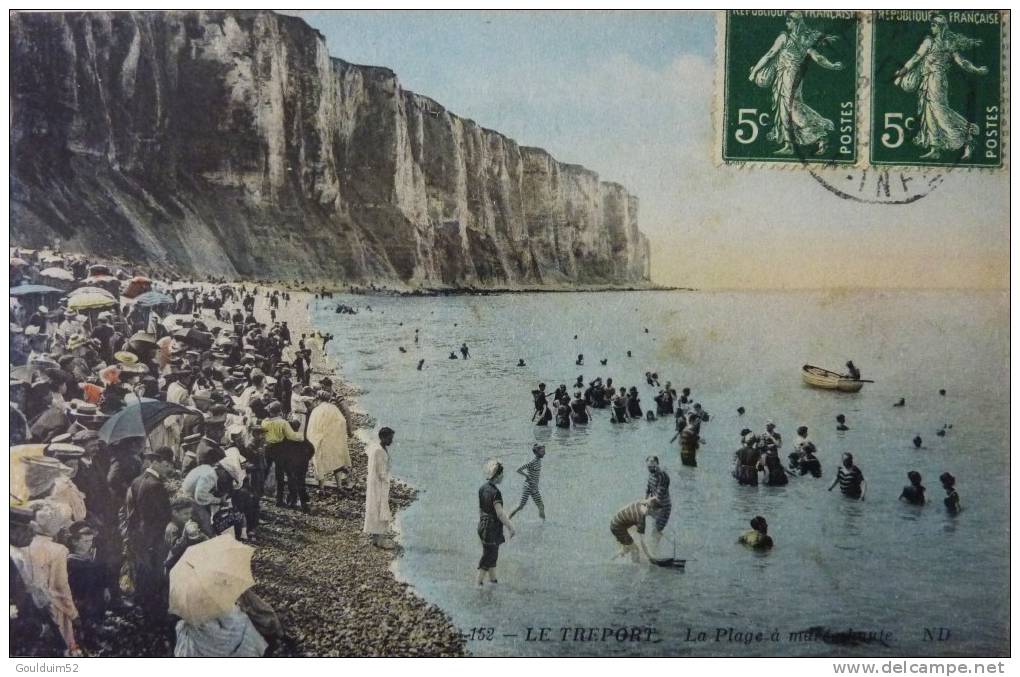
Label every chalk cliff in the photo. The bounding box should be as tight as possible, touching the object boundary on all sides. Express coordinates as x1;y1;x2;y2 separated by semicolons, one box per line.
10;10;651;287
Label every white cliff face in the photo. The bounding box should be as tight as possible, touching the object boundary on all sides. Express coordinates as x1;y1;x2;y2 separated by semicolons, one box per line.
11;9;651;287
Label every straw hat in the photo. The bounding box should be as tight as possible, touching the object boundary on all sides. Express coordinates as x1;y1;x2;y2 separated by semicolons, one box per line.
115;351;139;365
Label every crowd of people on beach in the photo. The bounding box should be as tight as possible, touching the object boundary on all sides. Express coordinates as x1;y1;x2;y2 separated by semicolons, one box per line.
472;355;964;582
8;248;400;658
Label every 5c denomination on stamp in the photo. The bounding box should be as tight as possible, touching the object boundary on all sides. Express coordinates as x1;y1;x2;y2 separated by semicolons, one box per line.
870;10;1004;169
720;10;861;165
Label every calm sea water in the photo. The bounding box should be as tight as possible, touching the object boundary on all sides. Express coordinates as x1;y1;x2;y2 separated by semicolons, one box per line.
313;290;1008;657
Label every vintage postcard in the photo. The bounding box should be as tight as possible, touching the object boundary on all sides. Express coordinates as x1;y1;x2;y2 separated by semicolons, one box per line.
7;9;1011;665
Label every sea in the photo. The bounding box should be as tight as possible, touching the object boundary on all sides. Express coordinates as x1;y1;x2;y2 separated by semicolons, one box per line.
312;290;1009;657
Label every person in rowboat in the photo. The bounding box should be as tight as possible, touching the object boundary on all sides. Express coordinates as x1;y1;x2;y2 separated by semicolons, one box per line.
844;360;861;380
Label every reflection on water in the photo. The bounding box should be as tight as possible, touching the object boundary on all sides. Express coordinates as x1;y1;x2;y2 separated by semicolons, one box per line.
316;290;1008;657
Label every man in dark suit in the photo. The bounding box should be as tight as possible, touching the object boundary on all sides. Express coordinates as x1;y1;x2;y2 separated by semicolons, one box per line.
122;446;174;624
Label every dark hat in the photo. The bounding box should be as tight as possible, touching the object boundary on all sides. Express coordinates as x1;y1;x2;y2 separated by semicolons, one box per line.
10;506;35;527
143;446;174;464
939;472;956;487
205;404;228;424
68;521;98;538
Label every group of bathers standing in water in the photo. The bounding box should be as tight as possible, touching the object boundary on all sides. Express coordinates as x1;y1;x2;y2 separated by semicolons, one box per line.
476;357;964;581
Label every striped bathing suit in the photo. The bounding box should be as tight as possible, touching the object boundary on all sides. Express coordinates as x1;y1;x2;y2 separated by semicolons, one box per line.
610;500;647;545
645;468;672;531
836;464;864;498
515;457;543;512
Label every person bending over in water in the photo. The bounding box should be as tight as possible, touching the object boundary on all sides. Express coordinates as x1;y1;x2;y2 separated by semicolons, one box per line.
940;472;961;514
576;354;584;366
610;497;662;563
644;457;672;545
509;444;546;520
829;452;866;499
899;471;926;505
738;516;774;550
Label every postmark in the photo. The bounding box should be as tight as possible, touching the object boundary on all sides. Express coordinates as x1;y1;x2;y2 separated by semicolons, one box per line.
869;10;1005;169
720;10;861;165
806;167;944;205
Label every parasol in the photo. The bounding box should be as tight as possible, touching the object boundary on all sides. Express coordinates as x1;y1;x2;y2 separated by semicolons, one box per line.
67;292;118;311
123;276;153;299
173;327;214;350
134;290;175;308
9;284;65;297
68;286;116;299
9;444;48;504
168;534;255;623
97;397;199;445
39;267;74;280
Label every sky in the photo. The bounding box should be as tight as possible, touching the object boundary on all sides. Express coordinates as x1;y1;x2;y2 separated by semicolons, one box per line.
291;10;1008;290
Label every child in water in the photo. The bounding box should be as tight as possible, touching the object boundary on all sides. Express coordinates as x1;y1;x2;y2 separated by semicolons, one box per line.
509;444;545;520
738;516;773;550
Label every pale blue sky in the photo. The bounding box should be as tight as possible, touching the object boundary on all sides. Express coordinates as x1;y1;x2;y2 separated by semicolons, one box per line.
288;11;1008;289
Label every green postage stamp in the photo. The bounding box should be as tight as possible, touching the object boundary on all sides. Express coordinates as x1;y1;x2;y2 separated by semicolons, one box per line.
720;10;861;165
870;10;1005;168
718;9;1007;169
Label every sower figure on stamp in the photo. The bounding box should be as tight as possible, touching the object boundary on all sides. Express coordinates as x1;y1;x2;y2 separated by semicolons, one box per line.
749;10;844;155
508;444;545;520
894;13;988;160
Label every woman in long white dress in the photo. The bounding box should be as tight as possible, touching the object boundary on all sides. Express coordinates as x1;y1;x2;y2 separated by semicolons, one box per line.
894;14;988;160
363;427;395;549
749;11;844;155
305;393;353;493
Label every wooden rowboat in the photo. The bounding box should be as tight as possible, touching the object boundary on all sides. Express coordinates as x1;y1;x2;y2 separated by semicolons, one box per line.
801;364;865;393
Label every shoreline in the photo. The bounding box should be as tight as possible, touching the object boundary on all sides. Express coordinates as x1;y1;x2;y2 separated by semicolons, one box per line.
249;289;467;656
10;251;467;657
